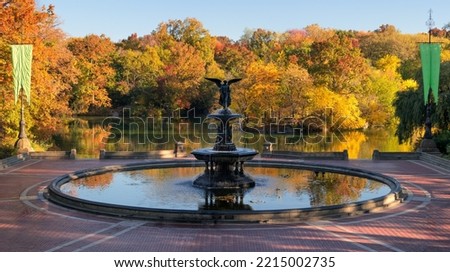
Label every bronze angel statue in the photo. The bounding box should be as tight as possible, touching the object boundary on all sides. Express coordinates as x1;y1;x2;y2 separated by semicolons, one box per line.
205;78;242;109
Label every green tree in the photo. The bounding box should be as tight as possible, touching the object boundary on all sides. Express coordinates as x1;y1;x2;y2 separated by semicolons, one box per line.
435;62;450;130
393;62;450;145
393;89;423;143
110;45;164;114
114;46;162;100
361;55;417;126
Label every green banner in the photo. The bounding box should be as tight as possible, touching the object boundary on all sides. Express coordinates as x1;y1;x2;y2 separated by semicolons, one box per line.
11;45;33;104
419;43;440;105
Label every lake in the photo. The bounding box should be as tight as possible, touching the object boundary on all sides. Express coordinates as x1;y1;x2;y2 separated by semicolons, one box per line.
52;117;412;159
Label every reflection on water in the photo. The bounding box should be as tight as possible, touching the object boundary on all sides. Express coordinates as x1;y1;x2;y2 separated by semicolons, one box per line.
308;172;383;207
53;118;412;159
201;190;252;210
60;167;391;211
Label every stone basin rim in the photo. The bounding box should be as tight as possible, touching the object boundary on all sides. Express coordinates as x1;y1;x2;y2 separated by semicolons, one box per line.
45;159;405;223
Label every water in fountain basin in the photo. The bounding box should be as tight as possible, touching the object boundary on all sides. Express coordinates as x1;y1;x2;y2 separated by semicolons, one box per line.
60;167;390;211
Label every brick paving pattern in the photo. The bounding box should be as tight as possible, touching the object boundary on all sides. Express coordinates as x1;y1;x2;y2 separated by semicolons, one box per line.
0;158;448;252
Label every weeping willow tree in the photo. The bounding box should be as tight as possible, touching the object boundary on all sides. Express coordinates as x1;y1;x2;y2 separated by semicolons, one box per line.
394;61;450;152
434;78;450;153
393;89;424;144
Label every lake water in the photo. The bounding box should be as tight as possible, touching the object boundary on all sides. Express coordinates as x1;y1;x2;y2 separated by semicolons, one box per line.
53;117;412;159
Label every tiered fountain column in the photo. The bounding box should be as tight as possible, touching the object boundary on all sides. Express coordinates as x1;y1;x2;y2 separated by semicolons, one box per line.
191;78;258;189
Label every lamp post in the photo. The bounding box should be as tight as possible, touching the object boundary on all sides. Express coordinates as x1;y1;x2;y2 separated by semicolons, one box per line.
424;10;434;140
14;88;33;153
11;44;34;153
417;10;440;153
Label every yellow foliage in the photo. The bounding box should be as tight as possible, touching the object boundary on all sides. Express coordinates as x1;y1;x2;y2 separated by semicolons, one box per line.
308;87;366;130
234;61;279;117
375;54;401;74
401;79;418;90
441;49;450;62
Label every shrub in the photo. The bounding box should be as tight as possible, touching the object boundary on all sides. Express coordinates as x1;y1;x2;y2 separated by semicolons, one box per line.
434;130;450;155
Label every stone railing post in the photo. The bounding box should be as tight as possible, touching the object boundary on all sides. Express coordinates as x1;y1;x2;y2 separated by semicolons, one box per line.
174;142;185;158
343;149;349;160
70;149;77;159
263;141;273;154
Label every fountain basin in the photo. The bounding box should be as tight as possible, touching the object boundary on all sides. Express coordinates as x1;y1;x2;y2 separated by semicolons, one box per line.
191;148;258;189
191;148;258;164
207;112;241;122
45;159;406;223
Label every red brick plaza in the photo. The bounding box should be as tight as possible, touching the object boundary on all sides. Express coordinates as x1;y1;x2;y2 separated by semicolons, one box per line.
0;158;448;252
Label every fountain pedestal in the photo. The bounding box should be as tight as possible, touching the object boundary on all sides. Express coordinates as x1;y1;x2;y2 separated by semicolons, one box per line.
191;108;258;189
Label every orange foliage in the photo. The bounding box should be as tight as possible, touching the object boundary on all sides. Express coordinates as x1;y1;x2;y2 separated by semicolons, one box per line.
1;0;447;152
0;0;74;142
67;35;116;113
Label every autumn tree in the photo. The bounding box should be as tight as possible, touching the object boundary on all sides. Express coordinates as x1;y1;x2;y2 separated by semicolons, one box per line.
157;18;215;65
115;47;162;93
306;86;365;130
359;25;418;62
0;0;75;145
2;3;450;155
358;25;420;79
67;34;116;114
156;41;205;112
242;28;282;63
303;24;335;42
117;33;145;51
112;45;163;112
276;63;312;119
234;61;279;121
308;32;370;95
151;18;220;114
214;36;256;78
360;55;418;127
279;29;312;68
113;19;220;116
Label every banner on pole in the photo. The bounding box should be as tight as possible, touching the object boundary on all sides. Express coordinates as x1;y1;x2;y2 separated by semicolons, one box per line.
11;44;33;104
419;43;440;105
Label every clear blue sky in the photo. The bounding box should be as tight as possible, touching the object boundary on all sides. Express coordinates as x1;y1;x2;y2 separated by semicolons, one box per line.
37;0;450;42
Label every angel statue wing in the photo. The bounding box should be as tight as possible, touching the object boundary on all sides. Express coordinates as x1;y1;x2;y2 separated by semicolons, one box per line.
205;77;223;88
227;78;242;85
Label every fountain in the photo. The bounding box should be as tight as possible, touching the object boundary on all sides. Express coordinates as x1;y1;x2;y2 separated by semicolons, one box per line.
191;78;258;189
45;78;406;223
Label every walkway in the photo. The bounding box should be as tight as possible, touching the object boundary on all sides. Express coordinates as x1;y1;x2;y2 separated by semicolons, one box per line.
0;158;448;252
